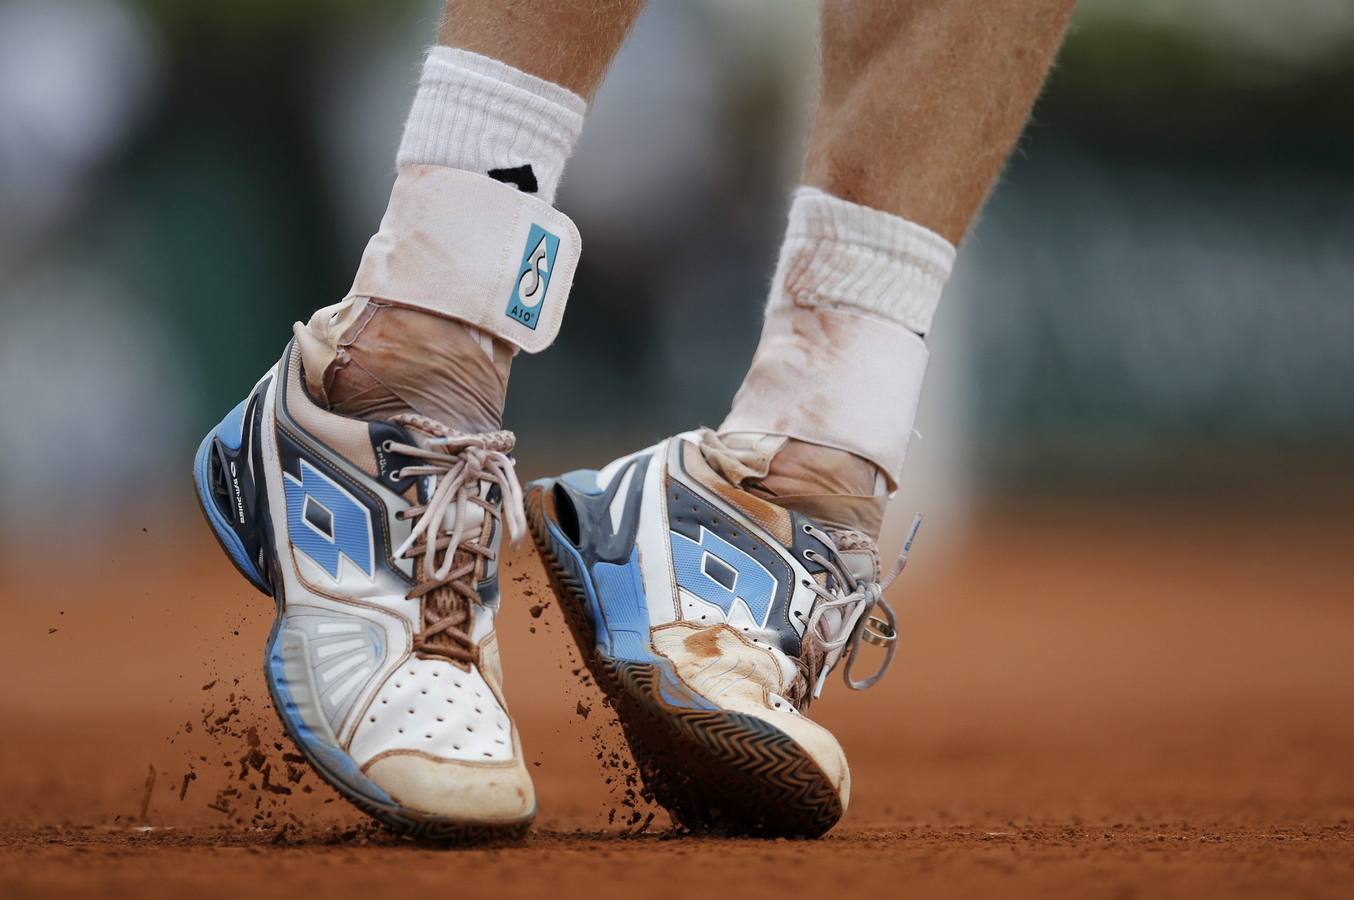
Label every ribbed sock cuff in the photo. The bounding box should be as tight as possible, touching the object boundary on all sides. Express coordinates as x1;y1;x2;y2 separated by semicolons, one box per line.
768;187;956;336
396;47;587;204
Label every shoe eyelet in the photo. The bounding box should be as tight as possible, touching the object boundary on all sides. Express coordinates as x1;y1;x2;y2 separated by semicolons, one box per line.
389;470;402;482
381;440;394;452
802;523;813;534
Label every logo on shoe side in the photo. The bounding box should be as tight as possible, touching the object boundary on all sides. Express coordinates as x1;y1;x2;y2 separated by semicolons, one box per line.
504;224;559;331
283;459;375;582
671;526;777;627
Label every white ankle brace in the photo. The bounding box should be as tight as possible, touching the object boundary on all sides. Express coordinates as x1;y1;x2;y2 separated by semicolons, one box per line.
345;166;581;354
720;188;955;487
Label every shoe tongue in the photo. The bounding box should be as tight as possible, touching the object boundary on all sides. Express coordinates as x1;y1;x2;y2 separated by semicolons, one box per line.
839;550;877;584
824;528;881;585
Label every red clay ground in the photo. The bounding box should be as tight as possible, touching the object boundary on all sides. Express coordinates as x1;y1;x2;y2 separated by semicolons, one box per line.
2;497;1351;898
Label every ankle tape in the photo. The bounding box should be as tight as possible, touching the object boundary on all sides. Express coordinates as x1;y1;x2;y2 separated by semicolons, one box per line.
719;304;929;491
347;166;581;353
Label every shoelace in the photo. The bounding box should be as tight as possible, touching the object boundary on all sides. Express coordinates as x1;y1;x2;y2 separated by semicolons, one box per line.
385;420;525;663
799;513;923;696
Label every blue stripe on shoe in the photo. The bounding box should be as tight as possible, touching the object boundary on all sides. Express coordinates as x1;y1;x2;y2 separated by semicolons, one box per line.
559;468;603;495
265;624;397;807
215;396;250;452
193;405;268;593
593;550;653;662
540;487;715;712
541;513;614;652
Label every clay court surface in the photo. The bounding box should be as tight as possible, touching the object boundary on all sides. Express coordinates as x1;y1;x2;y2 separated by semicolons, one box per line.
2;496;1351;898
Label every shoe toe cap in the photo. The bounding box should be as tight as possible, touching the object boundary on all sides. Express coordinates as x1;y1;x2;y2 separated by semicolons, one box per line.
363;752;535;824
746;705;851;809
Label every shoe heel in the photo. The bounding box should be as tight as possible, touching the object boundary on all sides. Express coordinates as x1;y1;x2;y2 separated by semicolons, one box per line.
193;396;271;595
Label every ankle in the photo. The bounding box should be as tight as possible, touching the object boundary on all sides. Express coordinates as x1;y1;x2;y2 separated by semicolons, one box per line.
296;300;512;434
699;430;888;539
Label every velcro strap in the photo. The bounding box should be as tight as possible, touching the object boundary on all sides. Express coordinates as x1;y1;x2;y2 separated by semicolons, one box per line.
347;166;581;353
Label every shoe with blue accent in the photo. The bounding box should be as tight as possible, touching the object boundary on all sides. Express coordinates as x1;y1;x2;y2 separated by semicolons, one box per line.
525;431;915;837
193;341;535;840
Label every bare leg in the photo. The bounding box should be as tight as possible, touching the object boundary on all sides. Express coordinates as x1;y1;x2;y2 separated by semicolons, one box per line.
723;0;1076;535
806;0;1077;243
438;0;645;99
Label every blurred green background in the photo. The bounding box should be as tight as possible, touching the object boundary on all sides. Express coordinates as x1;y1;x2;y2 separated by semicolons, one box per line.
1;0;1351;538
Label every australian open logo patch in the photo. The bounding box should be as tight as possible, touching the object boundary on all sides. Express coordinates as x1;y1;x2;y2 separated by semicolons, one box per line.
505;224;560;330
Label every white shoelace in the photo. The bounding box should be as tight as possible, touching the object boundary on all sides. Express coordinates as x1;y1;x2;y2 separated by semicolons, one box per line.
390;431;525;581
384;422;526;661
801;513;923;695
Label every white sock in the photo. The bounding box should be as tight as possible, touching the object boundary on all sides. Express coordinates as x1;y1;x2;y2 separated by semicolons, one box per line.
769;186;955;337
397;47;587;205
721;187;957;487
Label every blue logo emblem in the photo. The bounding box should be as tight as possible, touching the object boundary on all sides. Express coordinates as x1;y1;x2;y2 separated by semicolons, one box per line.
504;224;559;330
671;527;777;626
283;459;374;581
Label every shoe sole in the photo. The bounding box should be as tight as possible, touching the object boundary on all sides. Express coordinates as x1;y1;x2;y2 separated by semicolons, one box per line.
193;393;531;842
525;480;843;837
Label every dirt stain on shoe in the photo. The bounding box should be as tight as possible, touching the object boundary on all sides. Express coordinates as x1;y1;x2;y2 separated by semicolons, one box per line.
682;628;723;659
